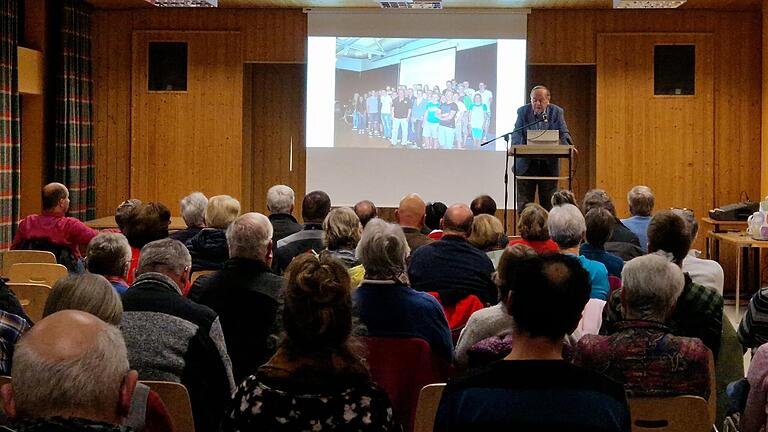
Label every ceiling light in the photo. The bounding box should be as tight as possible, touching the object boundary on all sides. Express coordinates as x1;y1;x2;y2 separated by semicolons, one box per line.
151;0;217;7
613;0;686;8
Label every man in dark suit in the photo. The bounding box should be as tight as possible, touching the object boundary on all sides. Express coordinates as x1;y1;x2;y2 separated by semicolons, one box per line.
509;86;572;211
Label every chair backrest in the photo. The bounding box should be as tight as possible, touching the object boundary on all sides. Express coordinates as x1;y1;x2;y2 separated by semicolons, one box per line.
6;263;68;287
190;270;215;284
140;380;195;432
361;336;452;432
413;383;446;432
6;283;51;323
629;396;711;432
1;251;57;277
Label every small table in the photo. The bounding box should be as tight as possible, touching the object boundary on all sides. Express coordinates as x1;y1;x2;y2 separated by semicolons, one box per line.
709;231;768;314
701;217;748;259
85;216;188;231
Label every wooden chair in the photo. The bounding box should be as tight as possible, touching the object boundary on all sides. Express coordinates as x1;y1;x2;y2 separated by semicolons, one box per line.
5;283;50;323
190;270;215;284
629;396;711;432
6;263;68;287
1;250;56;277
413;383;445;432
140;380;195;432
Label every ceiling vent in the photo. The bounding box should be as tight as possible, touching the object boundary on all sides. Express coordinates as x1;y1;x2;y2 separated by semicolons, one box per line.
151;0;217;6
613;0;685;8
379;0;442;9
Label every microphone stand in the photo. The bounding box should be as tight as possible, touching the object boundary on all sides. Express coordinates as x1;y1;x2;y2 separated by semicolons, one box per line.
481;117;547;238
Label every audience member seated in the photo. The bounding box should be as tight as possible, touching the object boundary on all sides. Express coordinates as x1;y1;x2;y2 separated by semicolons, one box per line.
11;182;98;271
186;194;240;273
468;214;505;268
42;273;173;432
1;310;139;432
354;220;453;362
580;208;624;278
454;244;536;368
621;185;654;251
321;207;362;268
266;185;302;242
470;194;497;216
575;254;711;398
220;254;399;432
409;204;497;305
396;193;433;253
122;201;171;284
274;190;331;274
114;199;141;234
509;203;560;254
740;343;768;432
0;309;29;376
353;199;378;228
170;192;207;244
583;189;644;261
738;287;768;350
121;238;235;432
434;253;630;431
549;204;610;301
604;211;723;358
425;201;447;240
86;233;132;294
550;189;578;207
675;209;724;294
189;213;282;384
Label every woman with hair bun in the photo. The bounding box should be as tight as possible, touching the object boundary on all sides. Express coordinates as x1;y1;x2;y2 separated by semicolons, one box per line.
221;254;401;432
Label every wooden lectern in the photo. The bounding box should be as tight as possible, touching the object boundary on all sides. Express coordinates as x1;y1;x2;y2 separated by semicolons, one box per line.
509;144;575;235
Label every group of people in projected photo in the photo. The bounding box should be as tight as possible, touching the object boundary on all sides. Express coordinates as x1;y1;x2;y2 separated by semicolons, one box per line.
342;79;494;150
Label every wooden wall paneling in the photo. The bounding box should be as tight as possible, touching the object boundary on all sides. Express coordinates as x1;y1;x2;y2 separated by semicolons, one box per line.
244;63;306;217
130;31;243;210
764;0;768;197
528;10;597;65
597;33;715;251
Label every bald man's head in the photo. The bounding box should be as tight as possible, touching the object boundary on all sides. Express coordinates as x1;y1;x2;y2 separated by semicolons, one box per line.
441;204;474;237
4;310;137;424
396;194;426;229
42;182;69;212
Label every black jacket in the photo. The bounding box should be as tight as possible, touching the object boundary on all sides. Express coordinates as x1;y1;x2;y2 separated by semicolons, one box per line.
188;258;283;383
269;213;303;243
185;228;229;273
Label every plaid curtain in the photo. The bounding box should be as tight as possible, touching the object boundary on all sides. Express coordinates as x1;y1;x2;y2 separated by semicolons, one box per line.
54;0;94;221
0;0;20;250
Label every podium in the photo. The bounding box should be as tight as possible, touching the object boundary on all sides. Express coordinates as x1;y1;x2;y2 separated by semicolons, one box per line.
509;144;575;234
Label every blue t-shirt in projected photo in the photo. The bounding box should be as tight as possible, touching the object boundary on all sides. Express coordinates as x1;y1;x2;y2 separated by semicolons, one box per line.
426;102;441;123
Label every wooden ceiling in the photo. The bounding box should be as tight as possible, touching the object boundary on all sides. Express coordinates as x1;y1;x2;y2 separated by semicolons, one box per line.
87;0;760;10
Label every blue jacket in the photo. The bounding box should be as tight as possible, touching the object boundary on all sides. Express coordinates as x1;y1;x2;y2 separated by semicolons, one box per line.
510;103;571;176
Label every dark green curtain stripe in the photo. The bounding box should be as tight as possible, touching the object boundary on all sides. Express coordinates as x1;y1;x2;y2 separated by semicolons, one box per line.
0;0;19;250
54;0;94;221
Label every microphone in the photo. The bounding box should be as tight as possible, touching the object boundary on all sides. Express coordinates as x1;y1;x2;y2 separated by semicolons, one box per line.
542;112;548;123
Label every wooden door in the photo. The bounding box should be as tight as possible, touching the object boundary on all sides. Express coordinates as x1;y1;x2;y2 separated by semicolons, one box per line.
597;33;714;250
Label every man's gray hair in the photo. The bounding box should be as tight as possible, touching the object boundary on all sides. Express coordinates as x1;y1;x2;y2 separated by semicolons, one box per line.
266;185;295;215
136;238;191;277
548;204;585;249
86;233;132;277
226;212;273;261
12;323;129;418
627;185;654;217
180;192;208;228
621;252;685;321
356;219;410;279
582;189;617;216
672;208;698;241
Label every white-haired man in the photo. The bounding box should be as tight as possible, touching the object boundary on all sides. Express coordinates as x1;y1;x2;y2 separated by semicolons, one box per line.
121;238;235;432
266;185;302;242
1;310;138;431
170;192;208;244
188;213;282;383
621;185;654;251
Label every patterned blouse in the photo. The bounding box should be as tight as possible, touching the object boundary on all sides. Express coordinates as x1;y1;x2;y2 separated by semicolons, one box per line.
221;360;401;432
574;320;711;398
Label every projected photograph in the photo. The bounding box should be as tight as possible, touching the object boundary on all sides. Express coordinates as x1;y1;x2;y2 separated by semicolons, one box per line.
333;38;498;150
